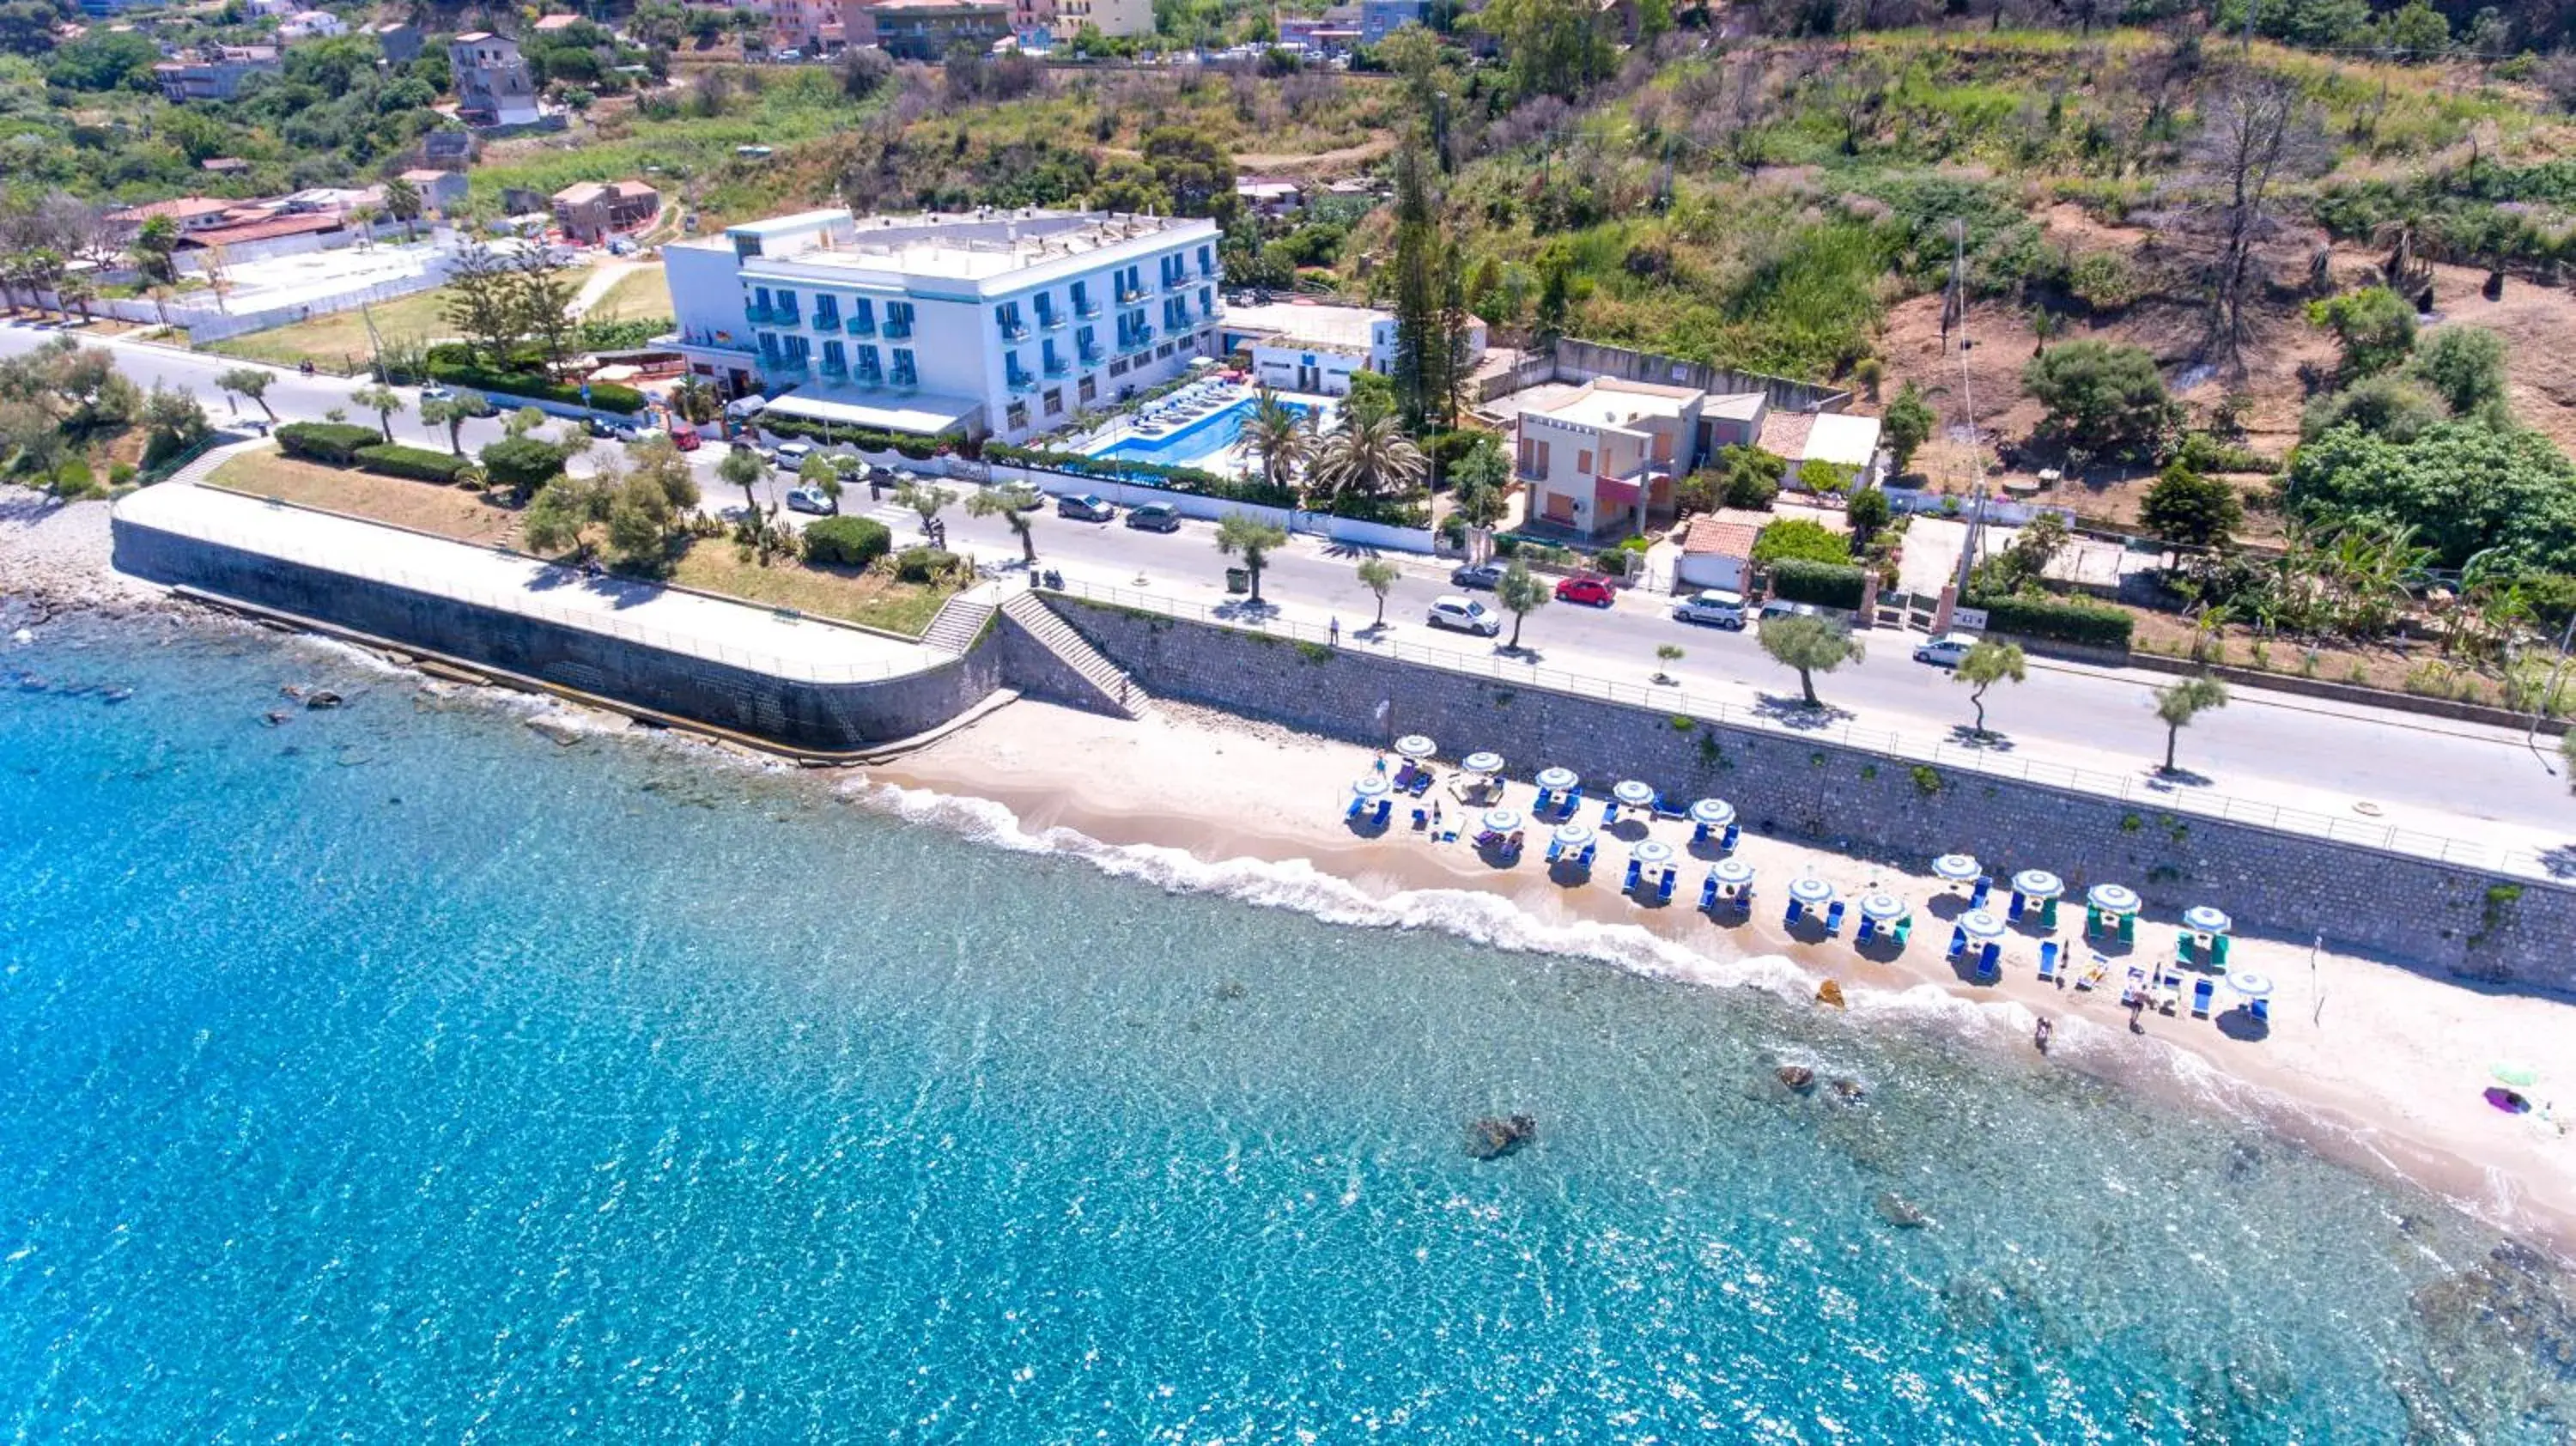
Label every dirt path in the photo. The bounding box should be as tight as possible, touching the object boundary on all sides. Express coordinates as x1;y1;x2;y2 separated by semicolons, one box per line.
1098;136;1393;174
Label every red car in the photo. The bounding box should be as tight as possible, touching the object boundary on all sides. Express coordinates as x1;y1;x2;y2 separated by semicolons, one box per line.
1555;575;1617;606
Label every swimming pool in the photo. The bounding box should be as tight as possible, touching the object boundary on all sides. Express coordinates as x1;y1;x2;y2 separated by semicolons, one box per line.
1092;397;1309;469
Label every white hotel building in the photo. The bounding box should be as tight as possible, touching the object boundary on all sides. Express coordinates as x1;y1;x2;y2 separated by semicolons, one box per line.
662;208;1224;442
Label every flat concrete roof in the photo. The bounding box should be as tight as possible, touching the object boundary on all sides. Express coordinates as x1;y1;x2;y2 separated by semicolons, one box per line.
762;391;981;435
1224;300;1386;353
118;483;939;681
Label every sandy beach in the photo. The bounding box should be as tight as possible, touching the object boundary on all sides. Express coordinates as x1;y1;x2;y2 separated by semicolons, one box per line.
11;487;2573;1258
875;696;2576;1257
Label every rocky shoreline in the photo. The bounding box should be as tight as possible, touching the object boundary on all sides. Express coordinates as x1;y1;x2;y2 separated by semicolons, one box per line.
0;489;182;626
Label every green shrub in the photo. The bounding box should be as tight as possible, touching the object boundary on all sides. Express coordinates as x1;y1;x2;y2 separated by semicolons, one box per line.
478;435;572;495
893;545;957;583
423;353;645;415
274;422;382;465
1971;592;2135;648
1751;517;1851;566
804;515;893;568
1768;559;1868;610
354;444;472;483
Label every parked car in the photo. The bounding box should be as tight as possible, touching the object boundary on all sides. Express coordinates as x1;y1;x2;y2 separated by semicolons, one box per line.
1913;632;1980;667
1671;589;1748;629
1554;574;1616;607
767;440;814;469
784;484;837;516
830;454;870;481
584;416;639;442
418;383;453;401
667;422;702;452
1426;595;1502;636
1759;599;1821;623
1126;501;1182;532
1057;494;1116;522
1449;562;1505;591
994;483;1045;511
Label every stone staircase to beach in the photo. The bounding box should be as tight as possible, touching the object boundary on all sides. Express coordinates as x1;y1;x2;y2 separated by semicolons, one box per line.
999;588;1150;720
921;588;997;655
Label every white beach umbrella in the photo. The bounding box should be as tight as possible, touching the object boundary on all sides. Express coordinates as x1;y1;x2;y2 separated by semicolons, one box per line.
1712;858;1756;887
2087;884;2142;916
1552;823;1595;848
2183;905;2233;935
1461;751;1504;776
1788;875;1835;907
2225;968;2272;1000
1535;766;1580;793
1958;908;2009;940
2013;869;2064;900
1633;840;1674;866
1689;799;1735;828
1932;854;1982;883
1352;775;1391;799
1394;734;1437;761
1858;892;1908;922
1482;808;1522;834
1613;780;1656;809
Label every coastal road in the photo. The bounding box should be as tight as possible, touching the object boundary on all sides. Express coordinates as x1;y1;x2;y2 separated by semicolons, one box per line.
15;322;2574;853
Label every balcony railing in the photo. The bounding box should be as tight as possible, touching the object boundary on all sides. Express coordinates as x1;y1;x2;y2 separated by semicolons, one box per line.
1162;273;1188;294
999;321;1030;342
1039;311;1066;331
769;355;811;374
889;371;917;392
845;314;875;337
818;356;848;377
1116;284;1147;305
1042;355;1068;377
1078;345;1103;364
1072;297;1099;318
1006;372;1037;393
744;305;778;327
882;319;912;340
852;368;883;390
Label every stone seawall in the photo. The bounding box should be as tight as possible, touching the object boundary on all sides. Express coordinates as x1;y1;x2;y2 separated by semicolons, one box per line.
115;519;1001;753
1046;595;2576;995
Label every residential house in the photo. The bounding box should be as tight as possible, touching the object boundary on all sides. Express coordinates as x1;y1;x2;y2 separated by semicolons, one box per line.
1756;410;1885;490
764;0;841;51
1233;176;1303;217
661;206;1224;442
422;128;475;172
199;156;252;175
1220;299;1485;398
276;9;345;38
1358;0;1424;45
1674;508;1768;594
397;168;469;217
241;0;294;15
848;0;1010;58
448;33;542;127
106;196;245;235
1510;378;1705;538
1278;5;1360;52
551;180;661;242
153;45;282;102
531;13;585;33
1051;0;1151;38
371;20;422;62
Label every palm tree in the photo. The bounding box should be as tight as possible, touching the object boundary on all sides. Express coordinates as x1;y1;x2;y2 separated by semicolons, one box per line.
967;486;1039;564
1308;411;1428;508
2154;676;2228;775
384;177;423;242
1240;386;1308;495
1356;556;1398;626
670;376;719;426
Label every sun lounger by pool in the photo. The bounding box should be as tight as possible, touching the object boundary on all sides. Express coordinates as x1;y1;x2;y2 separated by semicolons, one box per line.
2037;940;2060;984
2190;977;2215;1018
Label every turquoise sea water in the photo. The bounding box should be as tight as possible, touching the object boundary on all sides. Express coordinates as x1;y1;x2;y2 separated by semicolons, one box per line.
2;611;2570;1442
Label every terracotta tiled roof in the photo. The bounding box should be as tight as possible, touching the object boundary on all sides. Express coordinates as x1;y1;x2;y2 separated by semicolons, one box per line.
1756;410;1815;459
1680;508;1768;559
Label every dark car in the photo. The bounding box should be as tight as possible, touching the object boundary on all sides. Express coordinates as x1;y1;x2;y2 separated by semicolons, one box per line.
1057;494;1116;522
1555;574;1616;607
1126;501;1182;532
1450;562;1504;591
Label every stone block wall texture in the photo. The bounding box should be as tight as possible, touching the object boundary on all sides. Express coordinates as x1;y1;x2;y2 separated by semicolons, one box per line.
117;520;1000;753
1048;596;2576;995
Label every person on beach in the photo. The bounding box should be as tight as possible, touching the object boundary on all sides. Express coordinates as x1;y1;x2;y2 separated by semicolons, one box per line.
1329;617;1340;647
2032;1017;2052;1054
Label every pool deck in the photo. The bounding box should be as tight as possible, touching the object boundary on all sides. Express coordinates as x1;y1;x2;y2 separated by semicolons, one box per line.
1084;386;1337;471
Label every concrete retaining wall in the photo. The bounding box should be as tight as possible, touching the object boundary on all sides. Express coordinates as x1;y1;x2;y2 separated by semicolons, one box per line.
114;519;1000;752
1044;595;2576;994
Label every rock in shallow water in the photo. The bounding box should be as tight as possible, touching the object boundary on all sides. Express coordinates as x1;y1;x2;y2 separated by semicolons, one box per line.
1875;1192;1930;1228
1466;1115;1537;1160
1776;1065;1817;1094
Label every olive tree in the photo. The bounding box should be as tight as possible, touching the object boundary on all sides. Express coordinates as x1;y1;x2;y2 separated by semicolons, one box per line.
2153;675;2229;775
1215;512;1288;603
1953;639;2026;736
1759;613;1862;708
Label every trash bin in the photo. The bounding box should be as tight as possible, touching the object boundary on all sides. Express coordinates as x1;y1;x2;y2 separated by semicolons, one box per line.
1225;568;1251;595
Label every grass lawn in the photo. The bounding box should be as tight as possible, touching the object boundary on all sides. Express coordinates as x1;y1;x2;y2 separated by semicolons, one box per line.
587;264;668;323
667;538;954;637
204;269;595;372
205;448;520;548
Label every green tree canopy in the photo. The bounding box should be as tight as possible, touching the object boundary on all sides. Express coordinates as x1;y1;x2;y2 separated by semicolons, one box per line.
1881;381;1937;475
2139;462;2245;554
1750;516;1850;566
2409;325;2507;416
2307;286;2417;380
2284;419;2576;572
2021;341;2174;459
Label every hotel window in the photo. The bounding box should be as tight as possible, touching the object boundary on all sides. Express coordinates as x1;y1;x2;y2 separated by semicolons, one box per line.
822;339;845;372
813;295;839;329
1197;243;1212;275
773;289;798;321
890;348;916;386
1078;376;1097;403
1043;389;1063;416
1034;292;1056;327
857;343;882;380
1071;280;1091;314
1005;401;1028;430
884;301;914;337
1109;357;1128;377
1577;448;1594;475
849;297;874;332
753;285;775;313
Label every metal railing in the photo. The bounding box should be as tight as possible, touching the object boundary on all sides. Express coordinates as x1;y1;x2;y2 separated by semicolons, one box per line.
139;511;932;684
1043;579;2561;880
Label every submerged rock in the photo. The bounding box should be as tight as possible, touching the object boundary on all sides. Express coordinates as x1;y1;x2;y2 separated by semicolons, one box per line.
1776;1065;1817;1094
304;690;343;710
1466;1115;1537;1160
261;709;291;727
1875;1192;1930;1229
1830;1078;1868;1104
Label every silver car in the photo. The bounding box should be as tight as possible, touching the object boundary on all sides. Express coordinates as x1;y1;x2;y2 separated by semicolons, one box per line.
1671;589;1747;629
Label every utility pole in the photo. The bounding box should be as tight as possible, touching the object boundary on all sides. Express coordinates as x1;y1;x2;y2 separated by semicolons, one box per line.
1947;220;1990;602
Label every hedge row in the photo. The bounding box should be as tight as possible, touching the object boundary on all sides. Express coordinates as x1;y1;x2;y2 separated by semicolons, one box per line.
1767;558;1868;610
354;443;474;483
1971;590;2136;648
275;422;383;465
804;516;892;568
422;349;645;416
753;412;948;459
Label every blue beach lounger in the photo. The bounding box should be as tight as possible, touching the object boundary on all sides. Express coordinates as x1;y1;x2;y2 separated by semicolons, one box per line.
1623;860;1642;894
1786;898;1806;927
1601;800;1619;825
1372;799;1392;828
1700;873;1718;910
1947;924;1967;959
2250;997;2269;1026
1656;871;1675;903
1822;901;1846;937
1969;877;1991;911
2037;940;2061;984
1976;941;2002;981
1720;823;1741;853
2191;978;2215;1018
1892;916;1911;947
2008;890;2026;921
1855;915;1878;944
1546;838;1565;863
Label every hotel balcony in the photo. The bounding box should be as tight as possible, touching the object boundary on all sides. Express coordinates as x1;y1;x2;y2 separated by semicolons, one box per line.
1116;284;1148;306
744;304;780;327
999;321;1030;343
1039;311;1066;331
767;355;811;374
882;319;912;340
1073;296;1100;318
844;313;875;337
1006;372;1038;393
1042;355;1068;377
1162;273;1188;294
889;371;917;392
1078;344;1103;365
818;355;848;378
852;368;884;390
